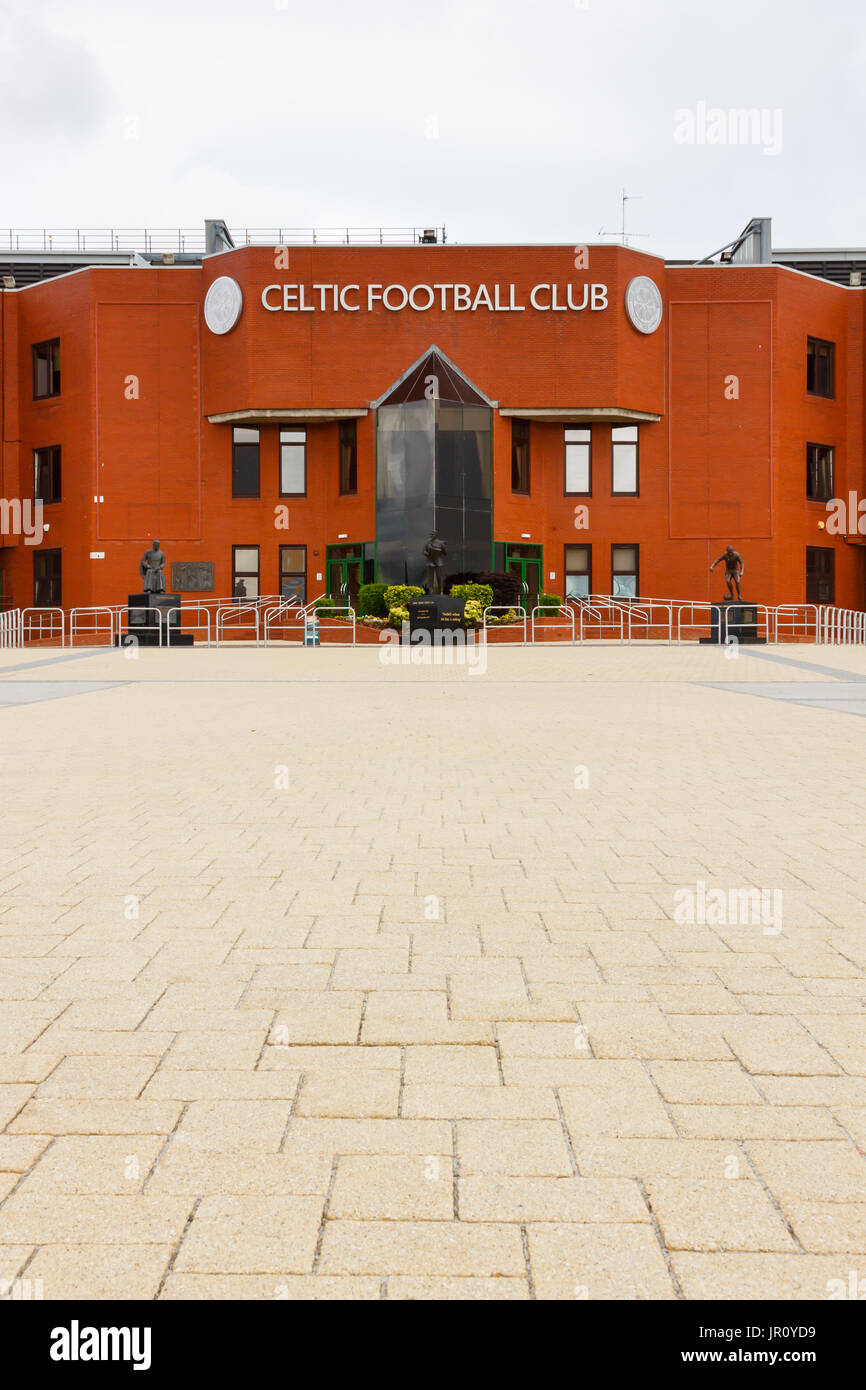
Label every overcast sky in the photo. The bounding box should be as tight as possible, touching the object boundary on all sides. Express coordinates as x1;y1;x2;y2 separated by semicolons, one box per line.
2;0;864;258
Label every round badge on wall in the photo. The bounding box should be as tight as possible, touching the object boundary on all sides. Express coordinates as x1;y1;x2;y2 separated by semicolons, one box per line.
625;276;663;335
204;276;243;335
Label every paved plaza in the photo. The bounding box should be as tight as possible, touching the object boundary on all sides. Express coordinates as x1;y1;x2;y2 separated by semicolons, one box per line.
1;640;865;1301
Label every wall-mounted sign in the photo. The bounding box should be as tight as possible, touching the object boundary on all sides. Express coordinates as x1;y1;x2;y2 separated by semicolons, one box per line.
204;276;244;334
260;282;611;314
171;561;215;592
625;276;663;334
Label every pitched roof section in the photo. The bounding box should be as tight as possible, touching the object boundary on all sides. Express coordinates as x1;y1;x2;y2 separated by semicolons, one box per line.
372;346;494;407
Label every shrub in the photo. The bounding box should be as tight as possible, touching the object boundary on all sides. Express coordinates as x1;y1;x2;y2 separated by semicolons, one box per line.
359;582;389;617
383;584;424;609
481;571;522;608
451;583;494;609
314;594;339;612
463;599;483;624
388;605;410;626
537;592;562;612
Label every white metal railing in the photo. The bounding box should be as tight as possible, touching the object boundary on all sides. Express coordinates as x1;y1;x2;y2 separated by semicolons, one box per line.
216;601;260;644
0;608;22;649
0;226;446;254
774;604;819;643
69;606;115;646
21;607;65;647
482;604;528;643
263;599;305;643
573;596;625;641
530;603;576;644
819;605;866;644
676;601;718;643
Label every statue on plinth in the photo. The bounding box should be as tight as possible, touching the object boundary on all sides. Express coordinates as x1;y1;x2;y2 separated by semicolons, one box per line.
710;545;744;601
140;539;167;594
424;531;447;595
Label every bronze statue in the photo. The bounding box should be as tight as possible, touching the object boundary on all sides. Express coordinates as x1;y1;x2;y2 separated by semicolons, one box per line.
423;531;447;594
140;539;167;594
710;545;744;601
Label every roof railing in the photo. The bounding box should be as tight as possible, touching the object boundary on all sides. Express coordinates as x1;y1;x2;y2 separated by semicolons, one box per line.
0;227;447;255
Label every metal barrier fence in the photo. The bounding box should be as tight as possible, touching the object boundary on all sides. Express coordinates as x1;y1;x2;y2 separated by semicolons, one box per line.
21;607;65;647
530;604;576;644
69;606;115;647
0;608;22;649
482;605;528;643
820;606;866;644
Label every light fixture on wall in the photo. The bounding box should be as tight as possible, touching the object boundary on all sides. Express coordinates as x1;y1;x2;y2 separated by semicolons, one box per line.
1;275;15;289
338;533;348;539
521;532;531;539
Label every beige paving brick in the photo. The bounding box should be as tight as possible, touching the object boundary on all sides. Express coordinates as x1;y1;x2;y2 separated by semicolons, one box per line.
671;1252;866;1300
0;1194;192;1245
386;1276;529;1299
14;1135;165;1195
746;1140;866;1203
24;1244;171;1299
644;1178;796;1252
459;1174;648;1223
173;1196;323;1274
144;1145;332;1195
175;1101;292;1154
329;1155;454;1220
647;1061;762;1106
8;1100;183;1135
573;1138;755;1182
783;1201;866;1253
159;1273;382;1299
143;1070;302;1101
318;1220;525;1276
401;1084;557;1120
0;1135;51;1172
295;1069;400;1119
722;1019;840;1076
671;1104;845;1140
402;1045;500;1086
456;1120;573;1176
559;1086;676;1140
527;1224;677;1299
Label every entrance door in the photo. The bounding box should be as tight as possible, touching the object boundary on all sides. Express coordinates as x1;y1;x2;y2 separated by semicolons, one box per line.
326;544;367;611
504;543;542;606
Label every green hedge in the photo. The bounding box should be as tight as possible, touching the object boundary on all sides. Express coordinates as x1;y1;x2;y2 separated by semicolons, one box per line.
383;584;424;609
537;592;563;612
359;583;389;617
314;594;340;613
451;583;494;609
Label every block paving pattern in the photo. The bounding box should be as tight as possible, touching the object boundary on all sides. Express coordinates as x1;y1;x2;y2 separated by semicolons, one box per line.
0;643;865;1300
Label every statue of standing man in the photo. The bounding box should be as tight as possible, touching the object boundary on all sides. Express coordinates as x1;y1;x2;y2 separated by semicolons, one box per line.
423;531;447;595
710;545;744;602
140;539;167;594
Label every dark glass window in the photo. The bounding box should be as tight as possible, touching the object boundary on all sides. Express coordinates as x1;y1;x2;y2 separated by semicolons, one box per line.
807;338;835;398
611;544;639;598
280;429;306;495
279;545;306;603
232;545;260;599
806;443;834;502
806;546;835;604
339;420;358;495
232;427;260;497
564;544;591;598
511;419;530;493
32;339;60;399
33;548;61;606
564;428;591;494
34;445;61;503
612;425;639;495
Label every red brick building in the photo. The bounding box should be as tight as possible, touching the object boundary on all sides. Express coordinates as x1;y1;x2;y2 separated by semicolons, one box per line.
1;218;863;614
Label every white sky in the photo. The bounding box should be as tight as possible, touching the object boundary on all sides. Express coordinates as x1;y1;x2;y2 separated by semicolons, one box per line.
1;0;864;258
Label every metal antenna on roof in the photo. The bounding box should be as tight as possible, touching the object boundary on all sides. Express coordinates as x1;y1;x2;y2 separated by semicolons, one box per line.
598;189;649;249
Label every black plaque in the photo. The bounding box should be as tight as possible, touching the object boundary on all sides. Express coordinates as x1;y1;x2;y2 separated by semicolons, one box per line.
171;561;214;593
407;594;466;636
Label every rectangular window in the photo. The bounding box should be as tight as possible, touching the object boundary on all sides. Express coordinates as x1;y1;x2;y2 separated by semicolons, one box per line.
339;420;357;495
807;337;835;398
564;544;591;598
806;443;834;502
279;545;307;603
232;427;260;497
232;545;260;599
611;544;639;598
32;339;61;399
806;546;835;604
33;548;61;607
34;445;61;504
280;428;306;495
511;419;530;493
611;425;639;495
564;427;591;494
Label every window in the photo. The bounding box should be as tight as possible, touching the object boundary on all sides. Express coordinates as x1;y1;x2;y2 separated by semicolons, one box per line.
511;419;530;493
564;544;591;598
807;338;835;398
33;548;61;606
279;545;306;603
611;544;639;598
32;339;60;399
34;445;61;504
280;428;306;495
612;425;639;495
232;545;260;599
806;443;834;502
339;420;357;495
564;427;591;494
806;546;835;604
232;427;260;497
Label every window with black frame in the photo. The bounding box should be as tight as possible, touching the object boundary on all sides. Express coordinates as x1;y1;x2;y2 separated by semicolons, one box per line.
33;548;61;606
232;546;260;599
34;445;61;503
806;338;835;398
806;443;834;501
611;544;639;598
612;425;639;495
280;429;306;496
511;419;530;493
279;546;306;603
806;546;835;604
564;428;591;495
32;339;61;399
339;421;357;494
564;544;591;598
232;427;260;497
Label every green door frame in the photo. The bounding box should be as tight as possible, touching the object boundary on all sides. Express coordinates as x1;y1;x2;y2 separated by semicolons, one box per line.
503;542;543;605
326;543;372;611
